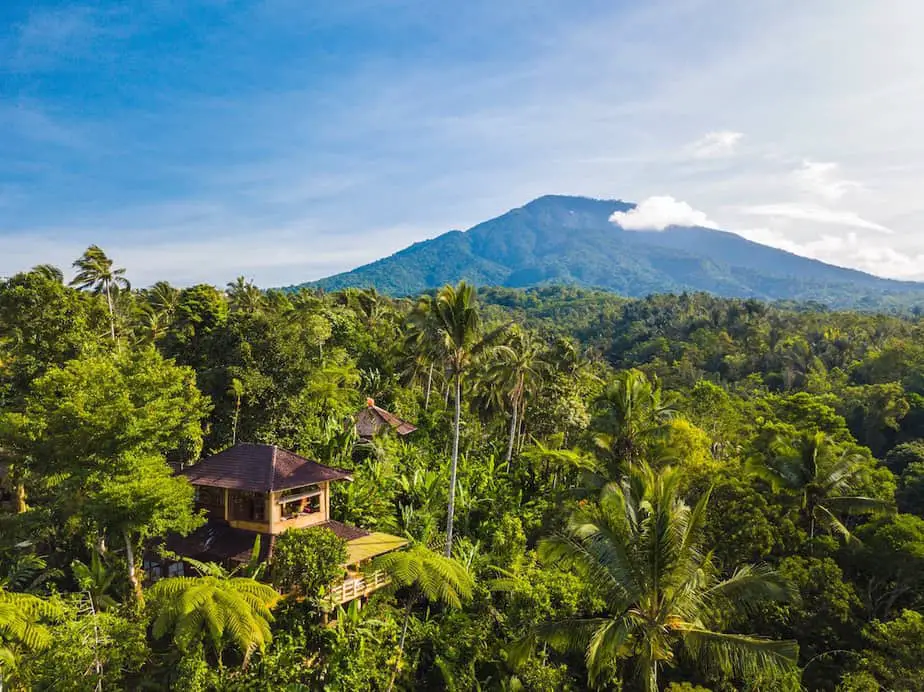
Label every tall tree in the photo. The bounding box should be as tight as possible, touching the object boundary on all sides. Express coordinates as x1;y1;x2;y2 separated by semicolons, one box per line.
431;282;482;556
70;245;130;342
593;368;676;475
486;328;547;469
748;431;892;542
522;463;798;690
374;546;474;691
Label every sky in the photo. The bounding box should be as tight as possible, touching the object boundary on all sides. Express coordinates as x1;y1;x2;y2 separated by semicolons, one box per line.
2;0;924;286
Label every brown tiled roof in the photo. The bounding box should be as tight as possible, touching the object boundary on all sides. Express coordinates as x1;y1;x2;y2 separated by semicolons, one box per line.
179;443;352;493
164;519;370;564
165;521;275;564
355;405;417;437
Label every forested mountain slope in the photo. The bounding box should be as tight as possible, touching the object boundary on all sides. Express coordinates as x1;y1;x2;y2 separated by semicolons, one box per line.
302;195;924;310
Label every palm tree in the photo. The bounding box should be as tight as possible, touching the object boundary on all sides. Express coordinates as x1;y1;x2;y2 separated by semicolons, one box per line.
227;377;244;445
486;328;548;469
147;280;180;316
70;245;130;341
148;569;280;667
30;264;64;283
374;546;474;692
431;282;482;556
0;587;61;690
520;463;798;690
748;431;892;542
403;295;445;410
593;369;675;475
226;276;264;314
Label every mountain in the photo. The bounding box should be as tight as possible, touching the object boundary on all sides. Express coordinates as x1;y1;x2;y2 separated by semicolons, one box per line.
299;195;924;309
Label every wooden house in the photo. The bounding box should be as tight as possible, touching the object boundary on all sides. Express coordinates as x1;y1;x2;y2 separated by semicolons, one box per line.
354;398;417;440
152;443;406;609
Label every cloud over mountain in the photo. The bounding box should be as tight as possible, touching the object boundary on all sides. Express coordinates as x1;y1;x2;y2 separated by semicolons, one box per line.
609;196;717;231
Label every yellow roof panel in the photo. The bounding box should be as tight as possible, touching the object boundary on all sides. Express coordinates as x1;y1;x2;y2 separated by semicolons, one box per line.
345;532;408;564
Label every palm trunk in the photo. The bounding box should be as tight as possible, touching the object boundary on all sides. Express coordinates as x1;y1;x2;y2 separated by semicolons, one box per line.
123;530;144;608
424;363;434;410
645;661;658;692
504;399;518;472
387;597;416;692
14;481;26;514
231;398;240;445
445;372;462;557
105;282;116;342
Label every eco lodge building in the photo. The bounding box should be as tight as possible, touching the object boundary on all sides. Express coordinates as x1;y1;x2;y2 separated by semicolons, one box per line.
152;442;407;610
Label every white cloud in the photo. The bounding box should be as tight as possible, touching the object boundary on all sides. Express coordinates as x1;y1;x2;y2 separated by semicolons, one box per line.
610;195;717;231
735;227;924;280
686;130;744;159
739;203;891;233
792;159;860;201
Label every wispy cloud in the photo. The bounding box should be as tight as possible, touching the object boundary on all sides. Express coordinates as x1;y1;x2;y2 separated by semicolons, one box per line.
739;203;891;233
685;131;744;159
791;159;861;202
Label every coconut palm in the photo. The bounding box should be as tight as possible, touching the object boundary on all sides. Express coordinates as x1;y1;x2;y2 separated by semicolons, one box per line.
0;588;61;689
521;463;798;690
148;571;280;667
403;295;445;410
374;546;474;692
748;431;892;542
70;245;130;341
226;276;264;314
30;264;64;283
227;377;244;445
485;328;548;469
593;368;676;475
431;282;482;556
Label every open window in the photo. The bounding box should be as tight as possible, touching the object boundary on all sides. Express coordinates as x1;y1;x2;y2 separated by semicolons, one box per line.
278;484;323;520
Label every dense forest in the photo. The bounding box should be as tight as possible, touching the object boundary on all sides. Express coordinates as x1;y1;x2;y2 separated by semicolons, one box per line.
1;246;924;691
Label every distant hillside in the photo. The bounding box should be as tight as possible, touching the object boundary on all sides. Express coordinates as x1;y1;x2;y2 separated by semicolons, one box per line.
295;195;924;310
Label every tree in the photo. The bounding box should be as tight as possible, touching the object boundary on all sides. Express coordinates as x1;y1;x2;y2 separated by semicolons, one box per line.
270;526;348;601
748;432;891;542
486;328;548;469
0;588;61;689
431;282;482;556
7;348;209;603
148;573;280;667
593;368;676;475
228;377;244;445
69;245;130;342
374;546;474;691
226;277;264;314
523;463;798;690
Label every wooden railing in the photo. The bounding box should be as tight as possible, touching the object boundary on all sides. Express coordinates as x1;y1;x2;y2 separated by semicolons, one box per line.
324;570;390;609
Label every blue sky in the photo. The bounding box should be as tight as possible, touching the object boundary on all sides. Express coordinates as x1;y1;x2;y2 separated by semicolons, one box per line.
3;0;924;285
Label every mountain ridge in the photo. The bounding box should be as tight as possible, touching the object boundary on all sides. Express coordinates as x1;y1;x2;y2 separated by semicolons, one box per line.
294;195;924;309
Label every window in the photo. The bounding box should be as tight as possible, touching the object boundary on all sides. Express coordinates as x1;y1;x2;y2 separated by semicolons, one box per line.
229;490;266;522
167;562;185;577
281;493;322;520
194;486;224;511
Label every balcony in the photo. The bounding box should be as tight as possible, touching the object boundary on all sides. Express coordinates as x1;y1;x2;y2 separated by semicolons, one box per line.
323;570;390;611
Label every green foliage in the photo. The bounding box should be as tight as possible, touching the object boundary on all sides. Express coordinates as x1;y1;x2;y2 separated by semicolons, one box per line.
528;463;798;690
6;260;924;690
148;574;280;665
270;527;348;599
20;601;148;691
